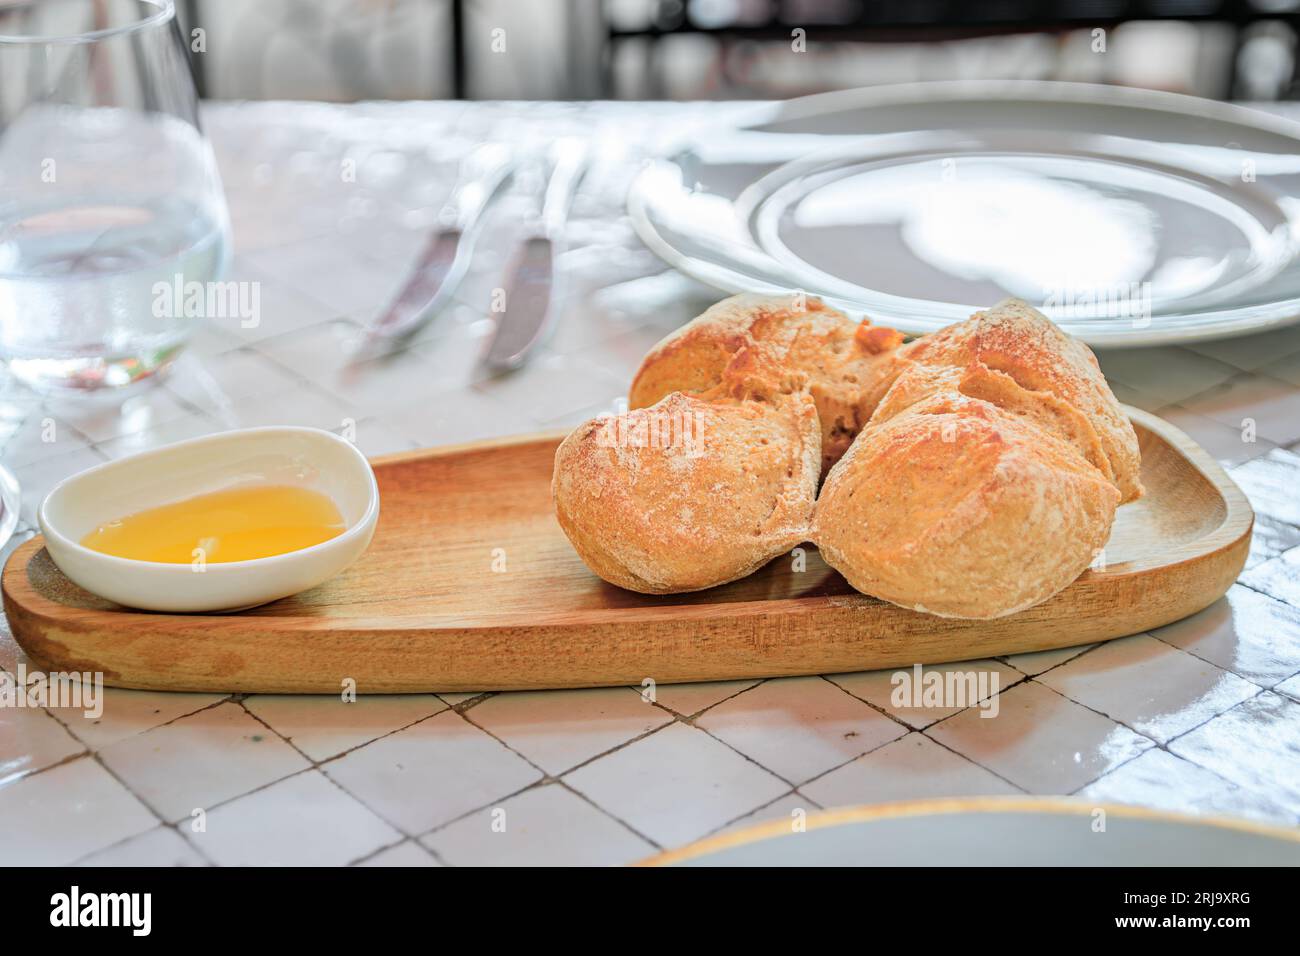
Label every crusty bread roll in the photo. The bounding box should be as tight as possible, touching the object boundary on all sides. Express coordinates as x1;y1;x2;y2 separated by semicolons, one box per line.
552;378;819;594
554;294;1140;619
814;298;1137;618
897;298;1143;502
815;393;1121;618
629;293;906;477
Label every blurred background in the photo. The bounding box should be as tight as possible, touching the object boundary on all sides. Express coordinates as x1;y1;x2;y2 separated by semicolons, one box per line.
173;0;1300;102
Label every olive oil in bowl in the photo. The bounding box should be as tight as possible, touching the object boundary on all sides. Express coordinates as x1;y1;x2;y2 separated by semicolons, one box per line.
81;485;346;564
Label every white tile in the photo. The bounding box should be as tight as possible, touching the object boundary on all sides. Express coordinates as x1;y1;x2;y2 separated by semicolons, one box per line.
48;387;193;444
50;689;225;750
471;350;626;425
14;446;106;525
568;325;674;386
1000;644;1097;677
407;319;500;394
220;269;335;344
357;840;442;867
255;320;492;420
423;782;655;866
829;660;1020;729
643;679;761;717
242;236;400;318
0;757;156;865
335;417;418;458
801;733;1021;807
189;770;401;866
547;302;662;356
226;384;352;432
563;723;788;848
1107;379;1161;412
77;826;207;867
1226;447;1300;526
248;320;362;381
0;412;94;467
1240;548;1300;609
927;681;1154;794
98;702;309;822
1186;324;1300;371
695;676;906;784
324;709;542;834
94;414;220;460
0;703;85;787
164;348;302;416
1094;346;1238;406
0;382;38;445
1079;749;1296;828
185;322;243;358
1151;585;1300;688
1154;404;1277;466
1245;514;1300;570
1037;634;1260;744
243;693;446;762
1274;672;1300;703
466;686;671;775
1263;349;1300;387
1181;374;1300;446
381;385;530;448
1169;691;1300;815
540;400;623;432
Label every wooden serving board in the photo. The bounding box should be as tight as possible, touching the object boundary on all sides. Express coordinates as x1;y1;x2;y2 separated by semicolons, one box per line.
2;407;1252;694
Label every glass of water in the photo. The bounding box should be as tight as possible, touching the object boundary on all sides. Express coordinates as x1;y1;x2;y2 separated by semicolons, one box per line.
0;0;230;391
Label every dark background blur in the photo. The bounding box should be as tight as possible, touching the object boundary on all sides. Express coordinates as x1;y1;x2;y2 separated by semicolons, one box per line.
174;0;1300;102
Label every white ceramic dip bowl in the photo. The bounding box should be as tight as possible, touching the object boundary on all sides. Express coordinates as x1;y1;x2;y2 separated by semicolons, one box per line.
38;426;379;612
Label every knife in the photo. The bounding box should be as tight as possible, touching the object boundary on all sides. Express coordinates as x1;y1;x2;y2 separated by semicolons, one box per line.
358;143;513;355
482;138;587;371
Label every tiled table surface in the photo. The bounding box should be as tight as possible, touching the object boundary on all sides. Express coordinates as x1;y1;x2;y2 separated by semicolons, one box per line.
3;101;1300;867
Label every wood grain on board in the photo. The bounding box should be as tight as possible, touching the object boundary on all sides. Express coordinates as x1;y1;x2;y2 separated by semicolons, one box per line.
1;407;1252;693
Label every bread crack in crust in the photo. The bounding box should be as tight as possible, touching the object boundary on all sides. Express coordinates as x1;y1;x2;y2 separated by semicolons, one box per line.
815;298;1137;619
896;298;1142;503
629;293;907;478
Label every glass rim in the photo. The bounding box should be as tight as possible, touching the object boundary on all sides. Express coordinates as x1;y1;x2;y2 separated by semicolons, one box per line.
0;0;175;46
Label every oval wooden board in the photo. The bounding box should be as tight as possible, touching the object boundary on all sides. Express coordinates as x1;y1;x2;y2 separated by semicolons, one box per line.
2;407;1252;694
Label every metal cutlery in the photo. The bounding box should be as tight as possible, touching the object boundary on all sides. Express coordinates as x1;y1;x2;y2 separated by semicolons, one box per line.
358;143;514;356
482;138;588;371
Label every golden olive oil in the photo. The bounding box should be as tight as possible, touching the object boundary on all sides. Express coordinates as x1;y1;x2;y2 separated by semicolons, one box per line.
80;485;346;564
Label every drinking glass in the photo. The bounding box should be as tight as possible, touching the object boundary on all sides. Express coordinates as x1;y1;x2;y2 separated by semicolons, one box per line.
0;0;230;390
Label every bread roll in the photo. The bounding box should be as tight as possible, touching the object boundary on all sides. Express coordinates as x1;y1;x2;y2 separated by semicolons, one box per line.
815;298;1135;618
898;298;1142;502
552;382;819;594
629;293;906;477
555;294;1139;615
815;393;1120;618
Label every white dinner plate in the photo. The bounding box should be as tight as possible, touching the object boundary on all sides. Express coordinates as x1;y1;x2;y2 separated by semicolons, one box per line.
645;797;1300;866
628;81;1300;346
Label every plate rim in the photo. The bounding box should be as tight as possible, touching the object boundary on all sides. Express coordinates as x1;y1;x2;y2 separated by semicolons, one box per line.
638;794;1300;867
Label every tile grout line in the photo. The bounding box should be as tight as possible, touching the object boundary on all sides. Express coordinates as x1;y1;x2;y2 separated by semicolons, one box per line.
1145;627;1278;691
345;837;436;868
1026;677;1277;796
85;750;220;867
1236;570;1300;612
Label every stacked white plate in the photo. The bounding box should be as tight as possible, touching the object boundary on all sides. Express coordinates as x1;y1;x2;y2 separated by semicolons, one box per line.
628;81;1300;347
